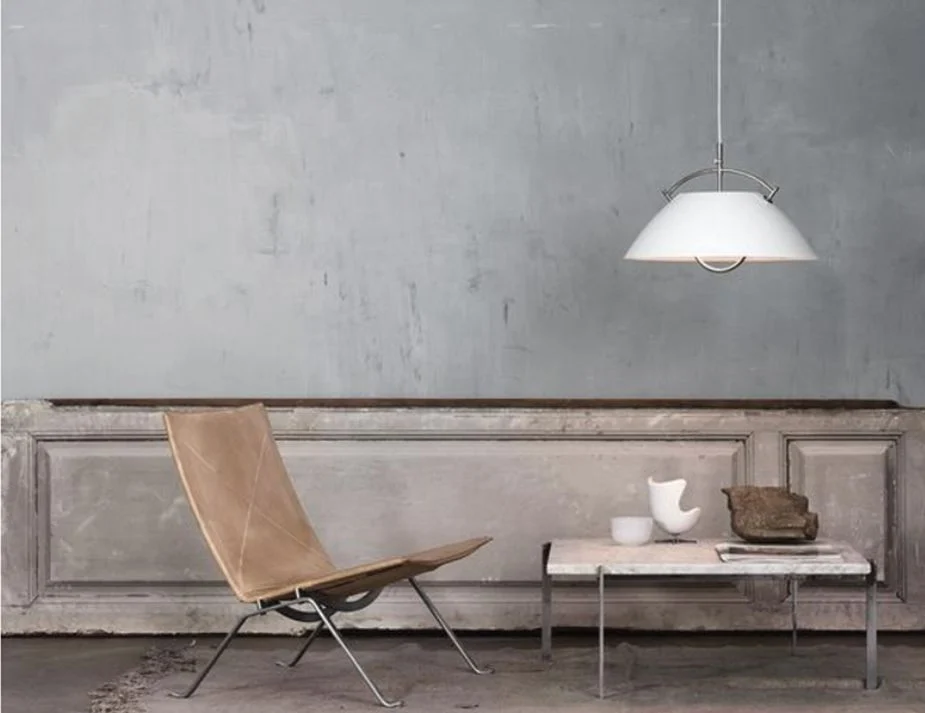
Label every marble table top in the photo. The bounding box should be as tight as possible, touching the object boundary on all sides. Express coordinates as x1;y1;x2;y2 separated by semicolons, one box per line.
546;538;871;577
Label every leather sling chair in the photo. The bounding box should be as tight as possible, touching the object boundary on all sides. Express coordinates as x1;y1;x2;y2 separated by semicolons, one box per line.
163;403;493;707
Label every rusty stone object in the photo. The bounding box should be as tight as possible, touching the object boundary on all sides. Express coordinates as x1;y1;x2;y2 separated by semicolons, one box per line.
721;486;819;543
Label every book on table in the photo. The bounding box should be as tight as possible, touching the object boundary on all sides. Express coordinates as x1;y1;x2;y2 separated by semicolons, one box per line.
715;541;845;562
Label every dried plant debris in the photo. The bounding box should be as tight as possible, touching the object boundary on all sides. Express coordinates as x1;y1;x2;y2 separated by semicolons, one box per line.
88;645;197;713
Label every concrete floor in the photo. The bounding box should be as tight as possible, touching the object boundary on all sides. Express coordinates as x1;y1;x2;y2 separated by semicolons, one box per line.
3;632;924;713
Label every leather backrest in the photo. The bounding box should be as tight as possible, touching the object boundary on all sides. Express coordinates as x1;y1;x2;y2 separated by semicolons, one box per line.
164;403;335;602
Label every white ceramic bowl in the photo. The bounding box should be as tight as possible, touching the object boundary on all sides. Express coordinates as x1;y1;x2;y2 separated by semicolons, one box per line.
610;516;654;546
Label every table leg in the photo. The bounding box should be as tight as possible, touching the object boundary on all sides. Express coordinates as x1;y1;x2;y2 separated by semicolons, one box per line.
865;560;879;690
541;542;552;661
790;577;798;655
598;566;605;700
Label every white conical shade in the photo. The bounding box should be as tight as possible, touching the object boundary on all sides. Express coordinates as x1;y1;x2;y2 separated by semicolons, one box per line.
624;191;817;263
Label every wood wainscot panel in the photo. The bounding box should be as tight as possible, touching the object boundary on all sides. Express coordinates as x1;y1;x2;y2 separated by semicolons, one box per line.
40;441;222;590
787;439;897;591
38;438;744;588
2;401;922;633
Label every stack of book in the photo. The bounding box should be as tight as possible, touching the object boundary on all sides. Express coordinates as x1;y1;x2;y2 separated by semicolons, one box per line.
715;541;844;563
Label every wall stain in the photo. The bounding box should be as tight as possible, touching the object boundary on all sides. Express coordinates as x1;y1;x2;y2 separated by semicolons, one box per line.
132;281;151;303
365;347;383;375
531;89;543;142
259;191;283;256
408;281;419;318
408;282;424;344
886;367;910;404
359;291;372;321
403;282;424;383
465;228;482;293
142;61;212;97
35;332;55;352
229;283;250;299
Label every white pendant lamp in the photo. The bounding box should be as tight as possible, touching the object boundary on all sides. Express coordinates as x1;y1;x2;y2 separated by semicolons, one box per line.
624;0;817;273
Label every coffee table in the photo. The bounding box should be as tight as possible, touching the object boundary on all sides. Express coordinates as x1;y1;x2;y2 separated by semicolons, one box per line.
540;538;878;698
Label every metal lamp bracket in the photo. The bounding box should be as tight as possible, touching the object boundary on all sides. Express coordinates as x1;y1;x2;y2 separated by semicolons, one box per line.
660;167;780;204
659;152;782;274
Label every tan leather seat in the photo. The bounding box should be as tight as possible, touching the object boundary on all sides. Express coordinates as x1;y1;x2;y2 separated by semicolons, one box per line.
164;403;491;603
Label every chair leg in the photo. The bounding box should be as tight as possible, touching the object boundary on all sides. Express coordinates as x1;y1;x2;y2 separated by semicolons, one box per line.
277;621;327;668
168;612;252;698
307;599;405;708
408;578;494;675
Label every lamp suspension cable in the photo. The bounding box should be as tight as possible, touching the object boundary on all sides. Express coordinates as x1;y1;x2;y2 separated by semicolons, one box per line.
697;0;744;274
715;0;723;190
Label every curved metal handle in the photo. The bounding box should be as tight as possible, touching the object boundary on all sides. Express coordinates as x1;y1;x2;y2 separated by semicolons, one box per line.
658;163;778;274
661;166;780;203
695;256;746;273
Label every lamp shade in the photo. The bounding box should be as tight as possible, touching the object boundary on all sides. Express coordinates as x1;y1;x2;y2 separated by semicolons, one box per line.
624;191;817;263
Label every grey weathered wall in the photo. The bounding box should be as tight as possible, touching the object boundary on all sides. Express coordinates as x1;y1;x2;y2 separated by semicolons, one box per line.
3;0;925;402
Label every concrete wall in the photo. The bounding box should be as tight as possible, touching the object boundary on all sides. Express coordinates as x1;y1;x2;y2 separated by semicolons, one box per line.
3;1;925;402
3;402;924;634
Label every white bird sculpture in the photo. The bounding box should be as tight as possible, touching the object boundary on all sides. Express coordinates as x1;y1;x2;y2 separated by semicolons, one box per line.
648;477;701;543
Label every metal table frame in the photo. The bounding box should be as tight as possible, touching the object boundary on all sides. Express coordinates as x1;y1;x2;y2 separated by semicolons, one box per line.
540;541;880;699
